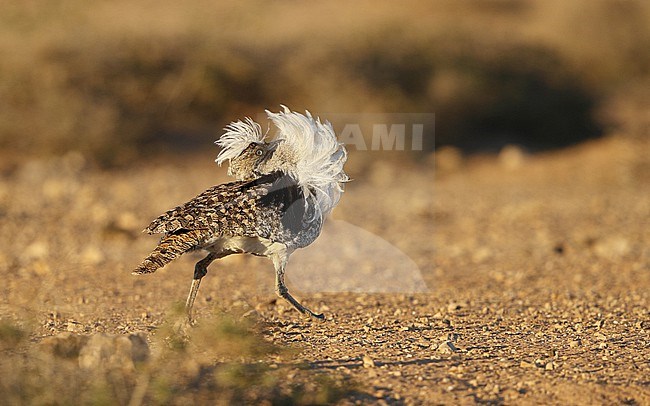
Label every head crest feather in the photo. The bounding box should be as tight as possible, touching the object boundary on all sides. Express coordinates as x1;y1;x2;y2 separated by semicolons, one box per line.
264;106;349;218
215;117;266;165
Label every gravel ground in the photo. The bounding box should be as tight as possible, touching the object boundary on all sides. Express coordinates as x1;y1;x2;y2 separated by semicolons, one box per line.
0;135;648;404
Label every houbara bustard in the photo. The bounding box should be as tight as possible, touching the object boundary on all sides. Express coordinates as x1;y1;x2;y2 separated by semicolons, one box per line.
133;107;348;321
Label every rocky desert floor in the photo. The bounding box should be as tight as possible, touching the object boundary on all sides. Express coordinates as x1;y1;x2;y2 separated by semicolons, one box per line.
0;135;648;405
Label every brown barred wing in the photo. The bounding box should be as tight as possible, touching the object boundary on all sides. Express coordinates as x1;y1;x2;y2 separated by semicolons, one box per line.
142;172;304;241
144;180;250;235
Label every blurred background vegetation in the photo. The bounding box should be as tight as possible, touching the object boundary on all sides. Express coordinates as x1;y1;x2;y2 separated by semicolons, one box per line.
0;0;648;166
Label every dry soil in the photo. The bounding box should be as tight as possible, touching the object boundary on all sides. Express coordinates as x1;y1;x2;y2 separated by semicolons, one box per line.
0;135;648;404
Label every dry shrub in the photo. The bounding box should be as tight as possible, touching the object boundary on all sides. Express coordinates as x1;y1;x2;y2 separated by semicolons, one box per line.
0;314;357;405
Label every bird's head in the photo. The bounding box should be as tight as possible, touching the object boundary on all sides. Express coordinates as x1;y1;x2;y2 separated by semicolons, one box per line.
215;117;273;181
227;141;277;180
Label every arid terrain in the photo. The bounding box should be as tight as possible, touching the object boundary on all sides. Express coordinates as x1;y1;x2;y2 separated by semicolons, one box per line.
0;134;648;404
1;0;649;404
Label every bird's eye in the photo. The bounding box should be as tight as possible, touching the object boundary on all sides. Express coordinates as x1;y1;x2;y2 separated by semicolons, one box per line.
255;149;264;156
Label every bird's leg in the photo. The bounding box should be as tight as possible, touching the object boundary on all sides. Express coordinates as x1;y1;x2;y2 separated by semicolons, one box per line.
272;252;324;320
185;252;218;323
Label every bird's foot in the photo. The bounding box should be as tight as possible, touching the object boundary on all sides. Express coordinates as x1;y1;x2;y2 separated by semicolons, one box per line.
276;289;326;321
308;311;325;321
299;306;325;321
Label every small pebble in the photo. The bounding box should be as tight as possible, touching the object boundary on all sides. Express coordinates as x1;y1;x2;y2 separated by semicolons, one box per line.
362;354;376;368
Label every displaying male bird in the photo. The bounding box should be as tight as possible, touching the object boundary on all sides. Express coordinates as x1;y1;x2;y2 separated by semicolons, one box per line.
133;107;348;321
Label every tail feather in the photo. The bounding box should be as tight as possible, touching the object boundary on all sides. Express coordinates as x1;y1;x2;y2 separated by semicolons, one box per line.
132;230;203;275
